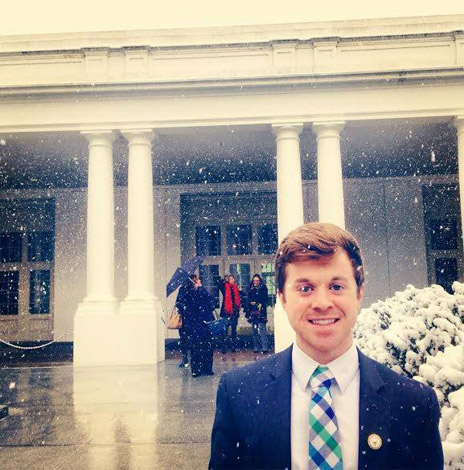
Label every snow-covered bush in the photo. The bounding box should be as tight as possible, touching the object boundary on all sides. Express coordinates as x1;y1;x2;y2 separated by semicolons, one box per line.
355;282;464;470
418;345;464;468
418;344;464;404
441;386;464;470
354;283;464;378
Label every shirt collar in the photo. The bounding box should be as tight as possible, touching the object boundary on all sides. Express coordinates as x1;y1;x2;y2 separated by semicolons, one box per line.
292;342;359;394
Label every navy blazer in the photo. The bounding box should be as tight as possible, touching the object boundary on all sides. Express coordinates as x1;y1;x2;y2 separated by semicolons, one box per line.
209;346;443;470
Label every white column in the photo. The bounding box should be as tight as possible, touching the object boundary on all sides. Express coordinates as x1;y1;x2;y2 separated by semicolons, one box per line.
74;131;118;366
273;124;305;242
272;124;304;352
455;117;464;253
118;130;160;365
313;121;346;228
122;130;157;305
82;131;117;308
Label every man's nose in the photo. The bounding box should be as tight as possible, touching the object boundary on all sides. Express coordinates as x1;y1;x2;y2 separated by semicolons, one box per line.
310;289;334;311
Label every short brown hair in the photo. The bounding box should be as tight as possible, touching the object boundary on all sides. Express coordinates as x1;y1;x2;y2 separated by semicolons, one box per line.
275;222;364;293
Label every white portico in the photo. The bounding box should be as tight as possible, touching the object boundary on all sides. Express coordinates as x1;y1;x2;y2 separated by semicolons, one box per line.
0;15;463;364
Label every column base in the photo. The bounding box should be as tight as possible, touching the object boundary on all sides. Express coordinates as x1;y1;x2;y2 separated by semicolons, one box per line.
74;298;163;366
117;297;163;365
74;311;120;366
273;301;295;352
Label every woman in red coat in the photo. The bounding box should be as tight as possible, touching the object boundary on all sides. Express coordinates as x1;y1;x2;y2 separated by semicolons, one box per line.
217;274;241;354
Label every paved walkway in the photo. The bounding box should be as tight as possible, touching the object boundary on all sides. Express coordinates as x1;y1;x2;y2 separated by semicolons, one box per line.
0;351;269;469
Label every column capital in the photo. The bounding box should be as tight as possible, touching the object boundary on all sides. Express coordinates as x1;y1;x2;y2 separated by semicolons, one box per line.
81;130;116;146
272;123;303;140
312;121;345;138
453;116;464;133
120;129;156;144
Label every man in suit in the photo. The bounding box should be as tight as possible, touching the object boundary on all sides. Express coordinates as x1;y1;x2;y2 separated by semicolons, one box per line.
210;222;443;470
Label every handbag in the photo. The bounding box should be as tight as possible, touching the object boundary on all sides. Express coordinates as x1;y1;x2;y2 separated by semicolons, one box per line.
167;307;182;329
206;317;226;337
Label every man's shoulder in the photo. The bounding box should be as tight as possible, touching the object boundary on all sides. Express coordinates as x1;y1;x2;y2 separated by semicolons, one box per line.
360;351;435;403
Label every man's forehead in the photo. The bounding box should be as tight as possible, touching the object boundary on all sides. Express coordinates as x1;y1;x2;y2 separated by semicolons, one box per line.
284;252;356;277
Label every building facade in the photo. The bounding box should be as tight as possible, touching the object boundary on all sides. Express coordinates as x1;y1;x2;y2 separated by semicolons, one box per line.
0;15;463;365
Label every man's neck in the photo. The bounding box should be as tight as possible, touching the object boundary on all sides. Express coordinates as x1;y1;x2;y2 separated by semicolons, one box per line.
295;337;354;365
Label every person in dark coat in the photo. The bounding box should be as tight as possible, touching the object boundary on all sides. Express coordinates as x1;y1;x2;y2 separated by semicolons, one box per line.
217;274;241;354
175;278;192;368
176;274;215;377
245;274;269;353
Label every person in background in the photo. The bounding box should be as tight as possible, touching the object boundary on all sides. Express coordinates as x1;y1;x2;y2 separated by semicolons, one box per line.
217;274;241;354
176;274;216;377
245;274;269;354
175;280;190;368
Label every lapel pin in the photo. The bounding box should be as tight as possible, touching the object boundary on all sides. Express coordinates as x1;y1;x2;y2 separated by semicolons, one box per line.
368;433;382;450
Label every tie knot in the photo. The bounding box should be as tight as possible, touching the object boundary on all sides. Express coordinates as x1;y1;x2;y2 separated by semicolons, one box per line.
310;365;334;391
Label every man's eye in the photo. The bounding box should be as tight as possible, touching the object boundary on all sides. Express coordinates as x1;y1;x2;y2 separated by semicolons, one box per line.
298;285;312;293
331;284;343;291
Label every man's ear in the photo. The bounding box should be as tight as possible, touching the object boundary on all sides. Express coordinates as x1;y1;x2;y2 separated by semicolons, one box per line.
278;289;286;305
357;285;364;304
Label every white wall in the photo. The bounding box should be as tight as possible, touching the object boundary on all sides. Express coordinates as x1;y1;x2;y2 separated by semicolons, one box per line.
54;190;86;340
384;179;428;292
157;190;181;344
345;180;391;306
304;178;429;306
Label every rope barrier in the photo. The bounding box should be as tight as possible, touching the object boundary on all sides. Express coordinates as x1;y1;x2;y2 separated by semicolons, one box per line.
0;332;70;350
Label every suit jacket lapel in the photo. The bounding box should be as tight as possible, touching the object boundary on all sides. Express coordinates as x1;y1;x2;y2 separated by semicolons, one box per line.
357;350;391;470
255;346;292;469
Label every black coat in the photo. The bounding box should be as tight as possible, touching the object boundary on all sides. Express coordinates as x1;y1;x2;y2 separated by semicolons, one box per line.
245;284;268;323
175;284;215;340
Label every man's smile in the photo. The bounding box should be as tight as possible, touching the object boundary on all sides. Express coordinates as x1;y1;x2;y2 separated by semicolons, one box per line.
307;318;340;326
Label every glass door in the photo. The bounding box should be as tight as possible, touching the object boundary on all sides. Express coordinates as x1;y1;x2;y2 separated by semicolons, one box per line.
423;184;463;293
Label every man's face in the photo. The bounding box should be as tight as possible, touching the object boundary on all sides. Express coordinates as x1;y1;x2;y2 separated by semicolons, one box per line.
252;277;260;286
278;249;363;364
228;276;235;284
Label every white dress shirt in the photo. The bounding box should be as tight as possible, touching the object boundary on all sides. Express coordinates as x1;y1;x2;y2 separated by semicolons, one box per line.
291;342;360;470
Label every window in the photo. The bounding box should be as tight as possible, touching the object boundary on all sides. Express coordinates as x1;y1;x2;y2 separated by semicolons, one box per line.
261;262;277;307
229;263;251;289
29;270;51;314
28;232;54;262
430;219;458;250
0;271;19;315
227;225;252;255
199;264;220;308
0;199;55;322
0;233;22;263
434;258;458;294
196;226;221;256
258;223;278;255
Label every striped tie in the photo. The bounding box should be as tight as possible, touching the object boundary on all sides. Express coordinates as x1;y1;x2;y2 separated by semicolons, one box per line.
309;365;343;470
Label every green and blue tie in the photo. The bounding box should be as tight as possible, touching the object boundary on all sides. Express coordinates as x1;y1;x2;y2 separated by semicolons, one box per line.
309;365;343;470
